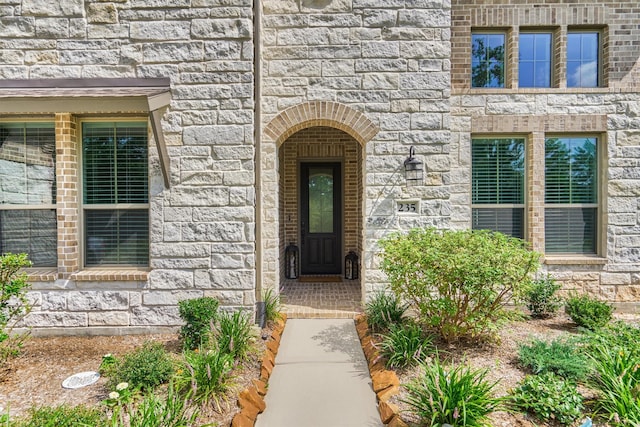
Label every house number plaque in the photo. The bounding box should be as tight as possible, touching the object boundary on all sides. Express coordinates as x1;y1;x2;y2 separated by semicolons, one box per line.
397;200;419;214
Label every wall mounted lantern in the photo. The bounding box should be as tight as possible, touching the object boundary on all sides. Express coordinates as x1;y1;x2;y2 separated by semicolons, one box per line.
344;251;359;280
284;242;299;279
404;146;423;187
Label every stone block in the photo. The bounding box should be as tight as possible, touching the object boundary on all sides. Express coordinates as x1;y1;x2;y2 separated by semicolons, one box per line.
41;293;67;311
0;17;35;38
600;272;631;286
239;386;266;413
86;3;117;24
379;400;398;424
203;290;244;305
88;311;130;326
371;370;400;392
67;291;129;311
231;413;253;427
142;290;203;306
191;18;252;40
130;305;181;326
130;21;190;40
23;312;87;328
22;0;83;16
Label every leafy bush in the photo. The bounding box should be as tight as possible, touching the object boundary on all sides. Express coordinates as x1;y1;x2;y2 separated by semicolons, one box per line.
379;228;540;342
178;297;219;350
107;341;174;391
11;404;107;427
517;338;590;382
0;253;33;363
403;356;503;427
262;288;282;323
378;322;434;369
214;310;253;360
364;289;407;333
587;346;640;426
525;275;563;318
510;372;584;425
174;348;235;409
578;321;640;359
565;294;613;331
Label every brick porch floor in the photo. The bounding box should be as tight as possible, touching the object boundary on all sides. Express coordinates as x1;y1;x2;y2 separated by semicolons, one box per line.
280;278;363;318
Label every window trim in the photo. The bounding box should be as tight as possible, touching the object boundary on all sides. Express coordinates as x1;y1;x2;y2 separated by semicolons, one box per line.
566;28;603;88
0;119;58;267
471;135;528;240
518;30;554;88
79;118;151;269
543;134;601;255
471;30;508;89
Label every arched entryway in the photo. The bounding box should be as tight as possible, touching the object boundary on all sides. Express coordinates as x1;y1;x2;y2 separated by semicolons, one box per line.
261;102;378;318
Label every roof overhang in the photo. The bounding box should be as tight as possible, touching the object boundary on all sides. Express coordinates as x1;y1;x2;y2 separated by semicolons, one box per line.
0;78;172;188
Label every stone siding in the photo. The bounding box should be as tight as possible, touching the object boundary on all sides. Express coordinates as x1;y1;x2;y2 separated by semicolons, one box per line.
450;0;640;301
1;0;256;331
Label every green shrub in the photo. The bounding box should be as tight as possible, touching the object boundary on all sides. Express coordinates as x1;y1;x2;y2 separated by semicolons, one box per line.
125;385;199;427
107;341;174;391
11;405;107;427
403;356;503;427
587;346;640;426
174;348;235;409
378;322;434;369
510;372;584;426
0;253;33;363
214;310;253;360
525;275;563;318
364;289;407;333
517;338;590;382
262;288;282;323
379;228;540;342
565;294;613;331
578;321;640;359
178;297;219;350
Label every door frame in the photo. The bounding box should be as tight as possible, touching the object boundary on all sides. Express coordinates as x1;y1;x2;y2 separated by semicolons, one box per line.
299;161;343;275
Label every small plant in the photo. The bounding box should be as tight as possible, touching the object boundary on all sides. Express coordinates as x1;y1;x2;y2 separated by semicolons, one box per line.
107;341;174;391
525;275;563;318
11;404;107;427
262;288;282;323
0;253;33;364
126;385;200;427
565;294;613;331
174;348;235;410
587;346;640;426
403;356;503;427
178;297;219;350
579;321;640;359
214;310;253;360
378;322;434;369
379;228;540;342
517;338;590;382
510;372;584;426
364;289;407;333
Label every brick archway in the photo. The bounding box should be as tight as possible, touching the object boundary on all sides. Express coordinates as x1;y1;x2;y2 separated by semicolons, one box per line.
263;101;378;147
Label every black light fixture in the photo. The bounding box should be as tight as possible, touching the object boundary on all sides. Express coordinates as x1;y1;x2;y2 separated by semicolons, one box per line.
344;251;359;280
284;242;299;279
404;146;423;187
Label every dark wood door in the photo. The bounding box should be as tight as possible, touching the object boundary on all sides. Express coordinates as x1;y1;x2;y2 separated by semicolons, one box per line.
300;163;342;275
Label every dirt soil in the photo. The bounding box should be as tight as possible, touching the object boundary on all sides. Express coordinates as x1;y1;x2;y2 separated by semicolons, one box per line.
390;312;640;427
0;330;266;426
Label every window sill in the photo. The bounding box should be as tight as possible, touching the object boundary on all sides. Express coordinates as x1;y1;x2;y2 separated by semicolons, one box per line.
455;87;615;95
70;269;149;281
24;268;58;281
543;256;607;265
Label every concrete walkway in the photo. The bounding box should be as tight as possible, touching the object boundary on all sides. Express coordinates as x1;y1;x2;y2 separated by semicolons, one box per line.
255;319;383;427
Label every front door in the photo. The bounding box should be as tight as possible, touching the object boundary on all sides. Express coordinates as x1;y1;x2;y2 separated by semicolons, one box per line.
300;162;342;275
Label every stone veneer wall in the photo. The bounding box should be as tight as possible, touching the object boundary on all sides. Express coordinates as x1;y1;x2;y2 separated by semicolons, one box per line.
1;0;256;332
260;0;452;297
450;0;640;304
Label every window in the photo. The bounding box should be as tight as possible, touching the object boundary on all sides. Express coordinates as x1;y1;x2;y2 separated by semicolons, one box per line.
472;138;525;239
472;33;506;88
567;32;599;87
545;137;597;254
0;122;57;267
82;122;149;266
519;33;552;87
